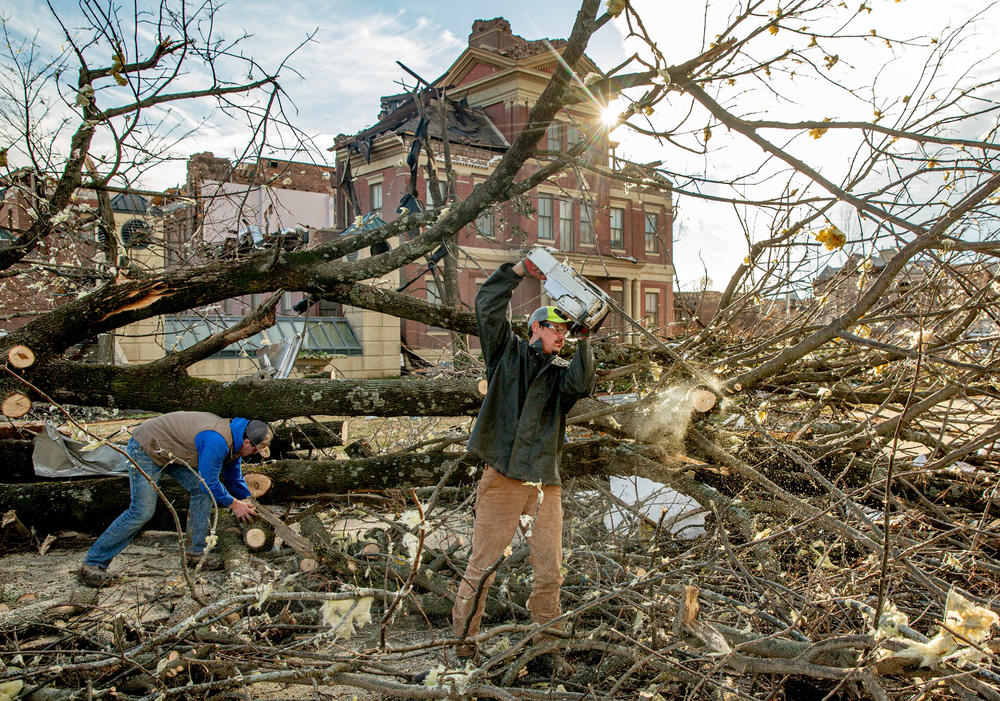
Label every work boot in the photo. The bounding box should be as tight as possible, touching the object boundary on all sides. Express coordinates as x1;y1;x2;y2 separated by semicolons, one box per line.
186;551;224;571
77;564;112;588
527;652;574;679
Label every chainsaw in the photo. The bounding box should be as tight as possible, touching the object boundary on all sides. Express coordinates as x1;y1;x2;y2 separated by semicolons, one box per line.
525;245;724;410
526;245;611;335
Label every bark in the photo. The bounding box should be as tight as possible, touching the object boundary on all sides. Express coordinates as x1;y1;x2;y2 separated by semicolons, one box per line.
0;439;702;533
0;476;189;533
38;364;485;419
0;589;98;633
268;420;347;456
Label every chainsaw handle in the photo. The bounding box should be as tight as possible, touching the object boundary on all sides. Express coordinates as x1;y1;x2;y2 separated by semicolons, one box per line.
516;257;547;281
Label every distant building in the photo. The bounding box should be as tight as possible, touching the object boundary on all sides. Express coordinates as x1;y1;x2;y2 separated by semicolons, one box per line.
331;17;675;363
118;153;396;380
0;169;103;334
672;290;723;334
812;250;998;346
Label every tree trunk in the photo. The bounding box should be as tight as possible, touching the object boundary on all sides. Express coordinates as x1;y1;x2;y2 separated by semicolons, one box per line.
37;363;485;419
268;420;347;456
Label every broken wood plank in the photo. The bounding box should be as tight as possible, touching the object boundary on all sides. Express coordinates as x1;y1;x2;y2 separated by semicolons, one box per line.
250;501;315;560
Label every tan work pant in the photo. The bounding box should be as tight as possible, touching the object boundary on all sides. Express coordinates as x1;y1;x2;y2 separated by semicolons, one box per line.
452;465;563;641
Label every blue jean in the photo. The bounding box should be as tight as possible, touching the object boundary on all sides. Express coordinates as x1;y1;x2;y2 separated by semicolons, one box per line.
85;438;213;568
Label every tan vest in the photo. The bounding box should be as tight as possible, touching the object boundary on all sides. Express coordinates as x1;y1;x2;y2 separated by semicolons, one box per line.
132;412;234;467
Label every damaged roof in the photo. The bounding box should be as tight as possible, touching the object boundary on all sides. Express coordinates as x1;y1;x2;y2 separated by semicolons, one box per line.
334;92;509;155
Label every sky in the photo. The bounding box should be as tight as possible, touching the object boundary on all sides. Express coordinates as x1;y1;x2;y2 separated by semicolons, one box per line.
5;0;999;288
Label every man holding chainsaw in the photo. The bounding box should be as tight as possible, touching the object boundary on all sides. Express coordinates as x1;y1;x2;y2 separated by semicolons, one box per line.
451;253;596;676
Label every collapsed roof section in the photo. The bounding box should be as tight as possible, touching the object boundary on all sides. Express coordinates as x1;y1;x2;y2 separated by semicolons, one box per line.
335;91;509;162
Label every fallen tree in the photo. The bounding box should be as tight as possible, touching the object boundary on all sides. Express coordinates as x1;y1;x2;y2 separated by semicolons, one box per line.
4;0;1000;698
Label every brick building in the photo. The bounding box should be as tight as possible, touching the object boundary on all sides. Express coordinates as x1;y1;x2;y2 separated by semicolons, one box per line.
126;153;394;380
331;18;675;362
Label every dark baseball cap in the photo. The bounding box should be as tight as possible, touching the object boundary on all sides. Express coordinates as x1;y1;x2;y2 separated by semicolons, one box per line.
246;420;273;458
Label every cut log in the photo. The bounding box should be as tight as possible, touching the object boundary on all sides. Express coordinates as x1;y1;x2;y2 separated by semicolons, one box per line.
242;523;274;551
7;345;35;369
217;512;251;576
2;393;31;418
0;440;776;533
690;388;718;413
477;379;488;395
0;589;97;632
298;513;356;575
298;557;318;573
243;473;272;499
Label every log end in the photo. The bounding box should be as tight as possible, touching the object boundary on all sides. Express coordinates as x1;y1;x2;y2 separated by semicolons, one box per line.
689;389;717;413
2;393;31;418
7;345;35;369
244;473;272;499
244;527;269;550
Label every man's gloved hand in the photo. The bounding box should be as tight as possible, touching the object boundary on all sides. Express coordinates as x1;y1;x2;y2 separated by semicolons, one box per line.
229;498;257;523
514;257;546;281
576;312;607;337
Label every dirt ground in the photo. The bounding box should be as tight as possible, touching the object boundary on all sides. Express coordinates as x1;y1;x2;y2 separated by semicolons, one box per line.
0;528;452;699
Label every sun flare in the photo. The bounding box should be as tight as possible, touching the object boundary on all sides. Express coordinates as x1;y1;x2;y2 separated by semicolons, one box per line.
601;104;620;127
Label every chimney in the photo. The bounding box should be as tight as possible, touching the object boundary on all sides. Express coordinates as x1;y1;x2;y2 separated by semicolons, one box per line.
469;18;515;52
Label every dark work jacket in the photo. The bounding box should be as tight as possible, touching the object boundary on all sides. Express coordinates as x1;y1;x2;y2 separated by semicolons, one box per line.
466;263;596;485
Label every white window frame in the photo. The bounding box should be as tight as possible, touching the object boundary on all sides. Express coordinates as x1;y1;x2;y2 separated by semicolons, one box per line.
559;199;574;251
538;195;554;241
645;290;660;327
546;122;562;151
610;207;625;249
580;202;594;245
645;212;659;253
369;182;383;214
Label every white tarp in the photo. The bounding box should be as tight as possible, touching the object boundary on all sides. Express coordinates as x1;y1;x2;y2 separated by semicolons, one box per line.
32;422;127;478
604;475;707;539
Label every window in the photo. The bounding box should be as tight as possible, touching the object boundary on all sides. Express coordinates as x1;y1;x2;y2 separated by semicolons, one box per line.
567;124;583;145
426;277;442;304
476;207;494;237
369;182;383;214
547;122;562;151
426;277;445;332
538;195;554;241
610;207;624;249
560;199;574;251
425;179;447;206
645;290;660;328
610;286;624;331
645;212;659;253
580;202;594;245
